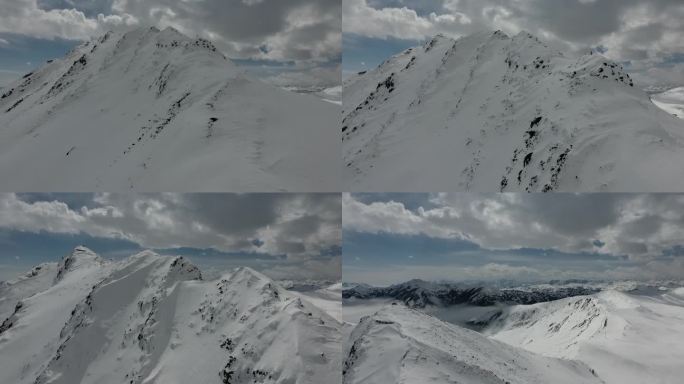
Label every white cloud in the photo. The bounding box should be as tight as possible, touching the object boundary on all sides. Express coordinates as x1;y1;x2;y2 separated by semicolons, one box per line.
343;193;684;261
0;0;138;40
0;193;341;262
343;0;470;40
108;0;341;64
0;0;340;86
343;0;684;85
1;0;340;62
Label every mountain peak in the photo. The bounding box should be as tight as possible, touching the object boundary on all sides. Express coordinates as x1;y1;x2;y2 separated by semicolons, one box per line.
343;28;684;192
161;25;181;34
54;246;105;283
168;256;202;281
70;245;97;255
347;304;603;383
396;278;434;289
514;30;535;39
492;29;510;39
129;249;162;261
0;18;339;191
65;246;104;264
229;266;271;283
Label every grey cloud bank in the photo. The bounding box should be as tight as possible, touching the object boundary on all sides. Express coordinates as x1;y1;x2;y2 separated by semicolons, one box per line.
343;193;684;283
0;0;341;87
0;193;341;280
344;0;684;86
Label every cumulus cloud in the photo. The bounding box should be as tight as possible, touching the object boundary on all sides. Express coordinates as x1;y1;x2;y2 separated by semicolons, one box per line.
110;0;341;64
0;0;341;86
344;0;684;85
0;193;341;261
343;0;471;40
0;0;138;40
343;193;684;261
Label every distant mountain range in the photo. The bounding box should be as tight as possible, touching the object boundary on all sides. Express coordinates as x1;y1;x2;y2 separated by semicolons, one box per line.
343;279;600;307
343;304;603;384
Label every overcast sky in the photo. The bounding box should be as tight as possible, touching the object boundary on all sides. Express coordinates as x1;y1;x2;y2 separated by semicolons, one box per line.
343;193;684;285
343;0;684;87
0;193;341;282
0;0;341;88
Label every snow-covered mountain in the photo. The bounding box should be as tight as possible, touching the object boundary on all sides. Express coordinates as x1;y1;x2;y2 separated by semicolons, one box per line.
342;30;684;192
485;290;684;384
0;26;339;192
344;289;684;383
652;86;684;118
343;304;603;384
0;247;341;384
296;282;342;322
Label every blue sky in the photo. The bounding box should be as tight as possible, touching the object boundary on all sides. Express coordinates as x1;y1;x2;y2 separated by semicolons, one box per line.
343;193;684;285
0;0;341;88
0;193;341;282
343;0;684;86
343;34;418;77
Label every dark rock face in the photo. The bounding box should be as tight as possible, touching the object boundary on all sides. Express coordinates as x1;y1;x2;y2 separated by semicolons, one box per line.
0;301;23;335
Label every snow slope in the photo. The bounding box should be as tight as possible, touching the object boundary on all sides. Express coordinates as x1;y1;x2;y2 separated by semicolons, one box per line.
652;86;684;118
342;31;684;192
298;282;342;322
0;263;59;319
488;290;684;384
0;27;339;192
343;304;603;384
0;247;342;384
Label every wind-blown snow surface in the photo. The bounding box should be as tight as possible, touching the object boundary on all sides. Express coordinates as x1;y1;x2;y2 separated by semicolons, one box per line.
652;86;684;119
319;86;342;106
343;305;602;384
0;247;342;384
297;282;342;322
487;290;684;384
342;31;684;192
0;27;339;192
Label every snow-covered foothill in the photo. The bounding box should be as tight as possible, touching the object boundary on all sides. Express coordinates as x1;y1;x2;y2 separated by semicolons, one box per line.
343;304;603;384
488;290;684;384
